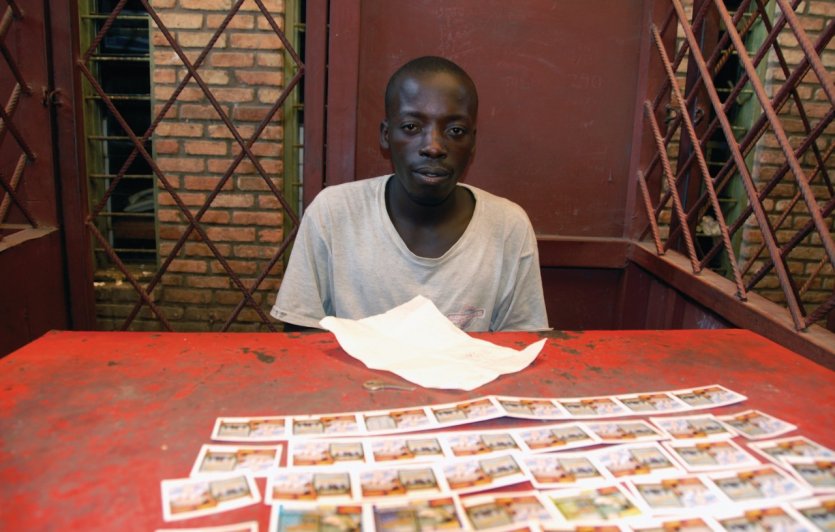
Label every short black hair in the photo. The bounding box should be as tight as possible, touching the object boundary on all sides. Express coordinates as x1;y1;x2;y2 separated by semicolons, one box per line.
384;56;478;117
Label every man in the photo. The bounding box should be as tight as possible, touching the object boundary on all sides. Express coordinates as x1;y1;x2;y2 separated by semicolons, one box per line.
272;56;547;331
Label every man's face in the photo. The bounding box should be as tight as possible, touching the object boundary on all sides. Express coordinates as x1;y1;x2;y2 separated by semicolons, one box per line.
380;71;477;206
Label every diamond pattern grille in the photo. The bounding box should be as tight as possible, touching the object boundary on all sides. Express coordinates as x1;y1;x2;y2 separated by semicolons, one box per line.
637;0;834;330
0;0;38;239
80;0;302;331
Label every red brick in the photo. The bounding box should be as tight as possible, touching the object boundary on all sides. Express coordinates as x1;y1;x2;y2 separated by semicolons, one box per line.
211;261;258;275
185;140;229;155
256;15;285;31
156;122;204;137
206;226;256;242
210;52;255;67
158;210;185;223
256;53;284;67
184;242;231;256
186;276;231;288
207;14;255;30
208;124;255;139
230;33;283;50
180;0;233;10
162;288;212;304
153;68;177;84
233;244;279;258
168;259;209;273
236;176;280;191
258;88;284;104
257;228;283;242
158;12;204;29
183;175;234;191
240;0;283;11
232;211;281;225
158;225;200;241
236;70;283;86
232;106;271;121
154;139;180;154
157;157;206;173
211;194;255;208
211;87;255;103
176;31;228;48
258;195;281;209
180;104;225;119
157;191;207;208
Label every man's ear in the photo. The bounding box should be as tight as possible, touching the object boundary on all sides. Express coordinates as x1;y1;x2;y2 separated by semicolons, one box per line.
380;119;390;150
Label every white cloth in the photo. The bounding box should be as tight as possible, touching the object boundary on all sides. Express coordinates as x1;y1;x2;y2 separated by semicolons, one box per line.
320;295;546;390
272;175;548;332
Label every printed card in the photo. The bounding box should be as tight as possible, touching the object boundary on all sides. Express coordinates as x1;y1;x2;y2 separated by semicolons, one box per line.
707;465;812;505
493;396;569;420
540;524;624;532
429;397;504;426
440;452;528;494
156;521;259;532
520;452;612;489
542;485;644;524
649;415;736;442
713;504;811;532
190;444;282;477
616;392;689;415
592;443;684;480
268;504;369;532
290;413;362;438
212;416;287;442
668;385;746;409
368;435;447;464
363;407;435;435
717;410;797;440
461;491;555;530
625;475;724;514
582;420;667;443
663;439;760;472
445;430;523;458
748;436;835;466
358;463;446;500
265;468;356;504
160;473;260;522
782;457;835;494
372;495;468;532
514;423;600;453
287;439;368;467
627;516;722;532
790;496;835;531
556;397;630;419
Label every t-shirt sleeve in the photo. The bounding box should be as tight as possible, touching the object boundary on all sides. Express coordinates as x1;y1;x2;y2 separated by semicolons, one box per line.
492;212;549;332
270;199;332;329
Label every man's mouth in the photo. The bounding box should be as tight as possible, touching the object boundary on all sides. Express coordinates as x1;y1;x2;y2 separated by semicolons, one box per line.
414;167;451;183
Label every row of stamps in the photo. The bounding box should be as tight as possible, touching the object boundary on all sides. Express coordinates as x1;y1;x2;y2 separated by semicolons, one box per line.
164;437;835;522
160;488;834;531
211;385;748;441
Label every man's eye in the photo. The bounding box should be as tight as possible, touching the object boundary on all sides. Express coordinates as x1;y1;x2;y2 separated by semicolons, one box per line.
401;123;418;132
448;126;466;137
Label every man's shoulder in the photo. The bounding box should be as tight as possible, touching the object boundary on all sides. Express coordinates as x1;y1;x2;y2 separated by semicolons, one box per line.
465;184;530;223
315;175;387;201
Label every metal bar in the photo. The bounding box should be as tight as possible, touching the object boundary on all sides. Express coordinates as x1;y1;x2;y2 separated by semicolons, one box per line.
5;0;21;18
670;0;804;327
88;135;151;141
712;0;835;271
666;19;833;252
89;55;149;62
253;0;303;66
0;82;21;148
0;101;35;159
799;256;829;297
85;94;151;100
0;40;29;93
805;293;835;328
0;6;13;41
636;170;665;255
80;14;147;21
0;152;27;220
775;0;835;106
644;99;701;271
89;173;152;179
82;0;128;64
96;211;155;218
86;220;173;330
0;170;36;227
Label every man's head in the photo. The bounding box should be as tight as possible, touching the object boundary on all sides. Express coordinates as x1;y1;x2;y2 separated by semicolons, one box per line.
380;56;478;207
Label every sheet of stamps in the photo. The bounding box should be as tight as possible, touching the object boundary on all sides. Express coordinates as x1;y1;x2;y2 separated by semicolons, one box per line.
627;516;722;532
371;495;468;532
555;397;630;419
790;495;835;531
290;413;364;438
662;439;760;472
190;444;282;478
362;407;436;435
712;504;813;532
358;463;446;501
429;397;505;426
706;465;812;506
287;439;368;467
493;396;570;420
649;415;736;442
460;491;555;530
156;522;259;532
717;410;797;440
540;524;626;532
625;475;725;515
542;485;645;525
440;452;528;494
667;385;746;409
582;420;667;444
160;473;261;522
212;416;287;442
367;435;447;465
592;443;685;480
444;429;524;458
520;452;613;489
748;436;835;466
781;457;835;494
616;392;689;415
513;423;601;453
268;504;370;532
265;468;356;505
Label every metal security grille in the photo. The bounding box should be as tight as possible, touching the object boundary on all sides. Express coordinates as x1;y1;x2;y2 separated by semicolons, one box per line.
0;0;37;242
637;0;834;331
79;0;303;331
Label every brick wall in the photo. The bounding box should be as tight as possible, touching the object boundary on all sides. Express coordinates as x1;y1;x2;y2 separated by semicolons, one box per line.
95;0;289;331
742;0;834;315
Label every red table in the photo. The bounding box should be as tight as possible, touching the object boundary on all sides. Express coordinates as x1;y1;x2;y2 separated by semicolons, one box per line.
1;329;833;530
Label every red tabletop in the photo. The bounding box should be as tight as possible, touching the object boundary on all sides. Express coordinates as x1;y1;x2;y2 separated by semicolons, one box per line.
0;329;833;530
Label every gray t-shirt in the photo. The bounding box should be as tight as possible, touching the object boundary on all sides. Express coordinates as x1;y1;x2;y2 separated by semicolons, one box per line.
271;175;548;331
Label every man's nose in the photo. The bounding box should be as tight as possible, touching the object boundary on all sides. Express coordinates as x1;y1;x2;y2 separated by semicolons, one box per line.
419;127;447;158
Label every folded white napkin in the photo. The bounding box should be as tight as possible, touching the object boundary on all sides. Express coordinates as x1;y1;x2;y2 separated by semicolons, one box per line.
319;295;545;390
